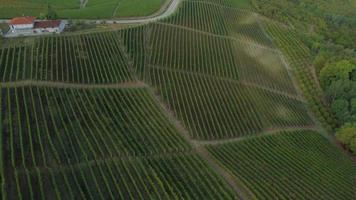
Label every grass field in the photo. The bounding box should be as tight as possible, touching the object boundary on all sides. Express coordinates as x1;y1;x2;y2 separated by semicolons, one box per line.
0;0;355;199
0;0;168;19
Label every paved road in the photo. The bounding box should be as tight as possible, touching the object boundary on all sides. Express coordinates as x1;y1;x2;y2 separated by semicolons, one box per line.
0;0;181;25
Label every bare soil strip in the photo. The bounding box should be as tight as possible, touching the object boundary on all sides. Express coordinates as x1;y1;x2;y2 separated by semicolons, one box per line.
149;65;304;102
155;22;279;53
0;80;147;89
194;126;319;146
16;151;195;174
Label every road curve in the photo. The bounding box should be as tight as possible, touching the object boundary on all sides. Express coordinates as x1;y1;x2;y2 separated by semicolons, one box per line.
0;0;182;25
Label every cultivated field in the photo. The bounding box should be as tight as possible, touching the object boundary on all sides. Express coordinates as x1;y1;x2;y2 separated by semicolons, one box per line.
1;86;236;199
0;0;354;199
208;130;356;199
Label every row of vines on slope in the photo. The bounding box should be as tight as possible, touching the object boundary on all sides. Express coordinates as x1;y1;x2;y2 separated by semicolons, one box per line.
0;32;132;84
263;20;339;131
1;86;236;199
207;130;356;199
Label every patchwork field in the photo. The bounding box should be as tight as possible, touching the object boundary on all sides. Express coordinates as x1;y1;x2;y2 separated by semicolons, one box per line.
0;0;354;199
0;0;168;19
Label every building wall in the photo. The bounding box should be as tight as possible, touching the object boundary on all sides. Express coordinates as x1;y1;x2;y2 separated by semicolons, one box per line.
34;27;60;33
12;24;34;30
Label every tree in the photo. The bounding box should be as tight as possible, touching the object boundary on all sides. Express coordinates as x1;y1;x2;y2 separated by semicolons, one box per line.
319;60;356;89
351;98;356;114
331;98;351;122
325;79;352;103
336;123;356;154
46;4;58;20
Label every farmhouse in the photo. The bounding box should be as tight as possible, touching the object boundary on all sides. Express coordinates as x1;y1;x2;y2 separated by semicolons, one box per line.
7;16;66;36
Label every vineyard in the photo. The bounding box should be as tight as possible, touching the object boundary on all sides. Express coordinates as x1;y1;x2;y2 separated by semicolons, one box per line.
0;0;355;199
0;32;133;83
207;130;356;199
1;86;235;199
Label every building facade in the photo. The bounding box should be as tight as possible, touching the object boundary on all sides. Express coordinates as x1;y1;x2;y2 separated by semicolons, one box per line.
6;16;66;37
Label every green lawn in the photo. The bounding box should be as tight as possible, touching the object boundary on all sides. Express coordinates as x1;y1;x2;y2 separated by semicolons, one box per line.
115;0;166;17
0;0;168;19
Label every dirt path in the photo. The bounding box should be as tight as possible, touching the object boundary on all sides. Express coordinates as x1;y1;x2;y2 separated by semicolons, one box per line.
149;65;303;102
0;80;147;89
156;22;279;53
80;0;88;8
195;126;319;146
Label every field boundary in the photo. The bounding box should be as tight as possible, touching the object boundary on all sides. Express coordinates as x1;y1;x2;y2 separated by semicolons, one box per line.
0;80;147;89
194;126;320;146
155;22;279;52
148;65;305;102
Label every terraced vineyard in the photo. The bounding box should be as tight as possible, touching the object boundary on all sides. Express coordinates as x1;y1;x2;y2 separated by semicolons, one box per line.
1;86;236;199
0;32;132;83
262;20;339;132
0;0;355;199
207;130;356;199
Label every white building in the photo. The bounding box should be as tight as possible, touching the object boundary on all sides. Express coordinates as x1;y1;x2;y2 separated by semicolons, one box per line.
9;16;36;31
7;16;66;37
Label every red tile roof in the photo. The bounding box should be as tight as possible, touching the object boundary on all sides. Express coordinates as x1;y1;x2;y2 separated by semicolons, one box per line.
9;16;36;25
34;20;61;29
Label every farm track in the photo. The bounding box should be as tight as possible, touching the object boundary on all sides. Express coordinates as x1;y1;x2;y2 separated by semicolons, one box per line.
194;126;320;146
156;22;279;53
16;151;195;174
0;80;147;89
148;65;304;102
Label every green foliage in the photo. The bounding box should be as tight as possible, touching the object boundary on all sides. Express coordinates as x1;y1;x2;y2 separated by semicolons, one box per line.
331;99;351;122
351;98;356;114
46;4;58;19
320;60;356;124
320;60;356;89
336;123;356;154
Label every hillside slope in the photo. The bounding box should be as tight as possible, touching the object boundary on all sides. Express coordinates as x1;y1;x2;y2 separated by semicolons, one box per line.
0;0;355;199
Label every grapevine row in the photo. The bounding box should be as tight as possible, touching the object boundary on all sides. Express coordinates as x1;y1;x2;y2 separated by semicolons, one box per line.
207;130;356;199
0;32;133;84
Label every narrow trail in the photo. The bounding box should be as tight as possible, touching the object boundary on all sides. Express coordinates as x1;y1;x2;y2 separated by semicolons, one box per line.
240;80;305;102
80;0;89;8
155;22;279;53
16;151;195;174
149;65;304;102
0;80;147;89
194;126;319;146
112;0;122;18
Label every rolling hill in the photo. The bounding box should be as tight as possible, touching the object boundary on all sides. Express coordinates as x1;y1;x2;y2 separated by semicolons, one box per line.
0;0;355;199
